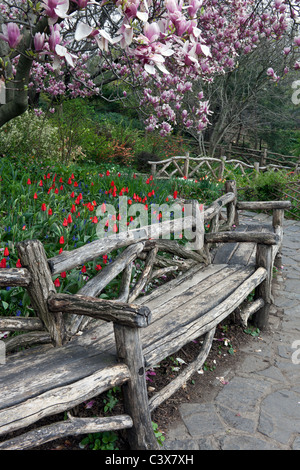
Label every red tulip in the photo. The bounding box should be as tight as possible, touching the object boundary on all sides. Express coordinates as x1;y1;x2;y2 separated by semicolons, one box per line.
54;278;60;287
16;259;22;268
61;271;66;278
0;258;6;268
27;178;31;185
59;236;64;244
48;208;53;216
4;247;9;256
33;192;38;199
41;203;46;211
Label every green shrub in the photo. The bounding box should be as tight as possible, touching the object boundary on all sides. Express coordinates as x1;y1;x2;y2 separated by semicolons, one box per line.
0;110;60;161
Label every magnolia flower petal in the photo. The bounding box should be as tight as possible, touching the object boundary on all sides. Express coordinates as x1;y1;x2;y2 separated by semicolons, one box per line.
75;22;93;41
54;0;69;18
201;44;211;57
99;29;112;42
136;11;149;22
144;63;156;74
156;62;170;74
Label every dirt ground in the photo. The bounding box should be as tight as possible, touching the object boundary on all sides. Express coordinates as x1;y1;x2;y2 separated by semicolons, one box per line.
4;317;255;451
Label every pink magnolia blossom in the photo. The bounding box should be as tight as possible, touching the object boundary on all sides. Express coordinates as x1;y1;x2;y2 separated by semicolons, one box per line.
0;22;22;48
41;0;69;22
34;32;46;51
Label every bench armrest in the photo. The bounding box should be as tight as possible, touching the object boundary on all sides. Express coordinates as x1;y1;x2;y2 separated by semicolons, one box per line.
204;231;278;245
47;292;152;328
236;201;291;211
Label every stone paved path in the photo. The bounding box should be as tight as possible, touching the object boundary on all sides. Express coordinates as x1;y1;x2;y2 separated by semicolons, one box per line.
163;212;300;450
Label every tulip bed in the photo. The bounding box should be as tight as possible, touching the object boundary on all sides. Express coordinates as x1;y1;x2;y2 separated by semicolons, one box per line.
0;156;223;324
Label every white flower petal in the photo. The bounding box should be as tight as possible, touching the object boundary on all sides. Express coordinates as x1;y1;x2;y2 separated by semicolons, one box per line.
156;62;170;74
144;63;156;74
136;11;149;22
75;22;93;41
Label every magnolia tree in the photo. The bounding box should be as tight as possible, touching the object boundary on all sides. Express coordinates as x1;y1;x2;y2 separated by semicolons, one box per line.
0;0;299;137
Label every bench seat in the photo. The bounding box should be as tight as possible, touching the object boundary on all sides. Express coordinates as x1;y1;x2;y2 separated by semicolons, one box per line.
0;260;266;440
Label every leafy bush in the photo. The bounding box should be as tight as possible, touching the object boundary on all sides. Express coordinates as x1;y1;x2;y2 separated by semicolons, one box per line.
0;110;60;161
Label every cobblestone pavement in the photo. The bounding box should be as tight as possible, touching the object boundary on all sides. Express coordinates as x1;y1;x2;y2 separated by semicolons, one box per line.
163;212;300;450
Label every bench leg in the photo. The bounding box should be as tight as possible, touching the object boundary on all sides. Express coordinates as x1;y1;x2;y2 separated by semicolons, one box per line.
253;243;272;330
114;324;159;450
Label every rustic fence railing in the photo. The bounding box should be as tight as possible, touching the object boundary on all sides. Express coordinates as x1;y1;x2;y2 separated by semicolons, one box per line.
149;154;300;181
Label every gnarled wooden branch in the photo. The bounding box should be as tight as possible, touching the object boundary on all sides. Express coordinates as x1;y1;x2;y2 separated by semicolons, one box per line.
48;292;152;328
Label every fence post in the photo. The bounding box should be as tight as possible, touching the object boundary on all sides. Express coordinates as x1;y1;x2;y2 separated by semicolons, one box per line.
260;148;267;167
225;180;239;226
184;152;190;178
254;162;260;176
218;156;226;180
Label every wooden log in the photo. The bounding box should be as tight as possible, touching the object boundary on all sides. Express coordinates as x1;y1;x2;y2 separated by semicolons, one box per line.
236;298;265;328
114;323;159;450
0;316;44;331
237;201;291;211
252;244;273;329
225;180;239;226
65;243;144;335
48;216;195;276
0;268;31;287
146;239;206;264
149;327;216;412
204;192;235;221
17;240;65;347
0;363;130;437
184;153;190;178
48;292;152;328
150;265;178;280
128;247;158;303
204;231;278;245
4;331;51;352
118;262;133;302
154;255;196;271
0;414;133;450
78;242;145;298
272;208;284;229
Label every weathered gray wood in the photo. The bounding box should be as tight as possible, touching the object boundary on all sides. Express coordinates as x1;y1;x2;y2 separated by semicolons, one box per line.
48;292;152;328
0;316;44;331
225;180;239;226
204;192;235;221
128;247;158;303
4;331;51;352
205;231;278;245
150;265;178;280
273;208;284;229
237;201;291;211
145;239;206;264
114;324;159;450
0;413;133;450
0;363;130;437
78;242;145;298
0;268;31;287
252;244;273;329
237;298;265;328
48;216;195;276
142;267;267;367
17;240;65;347
118;262;133;302
149;327;216;412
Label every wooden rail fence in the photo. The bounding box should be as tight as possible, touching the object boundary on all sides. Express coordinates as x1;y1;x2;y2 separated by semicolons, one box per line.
149;154;300;181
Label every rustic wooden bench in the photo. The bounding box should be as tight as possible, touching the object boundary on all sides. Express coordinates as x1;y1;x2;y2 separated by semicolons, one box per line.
0;182;290;450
